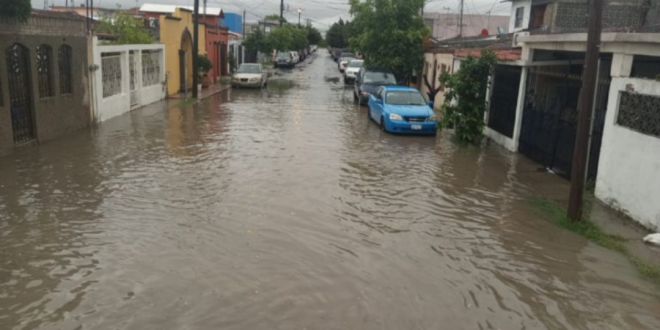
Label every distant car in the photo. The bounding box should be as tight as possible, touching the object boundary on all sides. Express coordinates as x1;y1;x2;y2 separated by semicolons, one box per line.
338;56;355;73
343;59;364;84
275;51;294;68
290;51;300;64
354;67;397;104
367;86;437;135
231;63;268;88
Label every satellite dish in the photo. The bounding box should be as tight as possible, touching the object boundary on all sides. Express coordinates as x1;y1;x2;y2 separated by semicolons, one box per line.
497;27;506;35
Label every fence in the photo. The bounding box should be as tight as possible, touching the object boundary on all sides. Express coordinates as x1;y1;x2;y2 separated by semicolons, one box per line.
92;37;166;123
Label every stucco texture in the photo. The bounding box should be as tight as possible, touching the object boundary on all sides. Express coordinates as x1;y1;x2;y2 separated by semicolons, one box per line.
159;8;207;96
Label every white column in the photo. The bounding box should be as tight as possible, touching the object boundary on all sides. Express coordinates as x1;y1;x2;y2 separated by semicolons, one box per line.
611;53;633;78
511;66;528;152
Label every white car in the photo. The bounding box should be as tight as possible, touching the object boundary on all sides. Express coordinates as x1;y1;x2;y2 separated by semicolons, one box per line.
290;51;300;64
231;63;268;88
344;59;364;84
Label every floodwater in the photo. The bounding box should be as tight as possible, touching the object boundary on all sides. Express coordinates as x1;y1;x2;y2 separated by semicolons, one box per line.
1;52;660;330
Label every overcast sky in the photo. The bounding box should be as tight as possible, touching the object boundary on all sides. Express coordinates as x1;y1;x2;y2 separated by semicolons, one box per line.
35;0;512;32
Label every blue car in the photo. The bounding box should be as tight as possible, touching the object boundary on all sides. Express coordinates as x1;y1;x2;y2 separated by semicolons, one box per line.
367;86;437;136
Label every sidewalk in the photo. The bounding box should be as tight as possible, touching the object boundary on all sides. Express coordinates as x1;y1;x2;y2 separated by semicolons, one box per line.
169;83;231;100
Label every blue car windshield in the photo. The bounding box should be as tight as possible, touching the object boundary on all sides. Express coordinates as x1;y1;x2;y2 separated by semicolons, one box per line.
386;91;427;106
363;72;396;85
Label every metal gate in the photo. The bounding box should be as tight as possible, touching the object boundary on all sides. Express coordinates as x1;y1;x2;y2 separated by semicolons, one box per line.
519;62;610;180
129;51;139;107
6;43;35;145
488;65;522;138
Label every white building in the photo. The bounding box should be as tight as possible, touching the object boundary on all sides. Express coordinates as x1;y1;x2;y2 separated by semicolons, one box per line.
91;37;166;123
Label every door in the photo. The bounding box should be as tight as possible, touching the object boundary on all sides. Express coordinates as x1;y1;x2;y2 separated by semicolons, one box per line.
179;49;187;93
220;43;227;75
6;43;35;145
129;51;139;107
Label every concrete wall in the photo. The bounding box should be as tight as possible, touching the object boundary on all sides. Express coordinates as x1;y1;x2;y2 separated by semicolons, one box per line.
509;0;532;32
421;52;454;110
424;13;509;40
92;39;166;123
0;12;90;157
596;76;660;231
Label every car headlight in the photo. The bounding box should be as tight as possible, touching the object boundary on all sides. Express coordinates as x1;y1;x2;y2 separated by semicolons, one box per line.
428;115;438;121
360;91;370;96
389;113;403;121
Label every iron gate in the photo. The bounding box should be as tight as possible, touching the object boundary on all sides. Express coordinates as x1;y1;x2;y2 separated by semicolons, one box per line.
488;65;522;138
6;44;35;144
519;62;611;181
179;49;187;93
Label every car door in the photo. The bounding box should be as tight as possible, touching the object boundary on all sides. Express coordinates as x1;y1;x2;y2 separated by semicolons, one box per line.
374;88;385;119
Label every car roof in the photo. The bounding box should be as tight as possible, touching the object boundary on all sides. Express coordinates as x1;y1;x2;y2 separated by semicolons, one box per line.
362;67;393;73
382;86;420;92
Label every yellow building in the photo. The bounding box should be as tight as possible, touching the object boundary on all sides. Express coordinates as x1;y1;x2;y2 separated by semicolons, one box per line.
146;7;206;96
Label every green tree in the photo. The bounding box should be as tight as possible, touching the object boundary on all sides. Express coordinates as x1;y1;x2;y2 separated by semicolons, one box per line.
348;0;429;82
307;26;323;45
267;25;308;51
0;0;31;22
326;19;351;48
98;12;154;45
243;28;272;54
265;14;287;24
439;50;497;144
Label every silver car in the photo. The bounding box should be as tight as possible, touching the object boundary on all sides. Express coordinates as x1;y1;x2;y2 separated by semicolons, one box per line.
231;63;268;88
344;59;364;84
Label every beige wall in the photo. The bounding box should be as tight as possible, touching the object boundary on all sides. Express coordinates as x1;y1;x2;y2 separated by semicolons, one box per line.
421;52;454;111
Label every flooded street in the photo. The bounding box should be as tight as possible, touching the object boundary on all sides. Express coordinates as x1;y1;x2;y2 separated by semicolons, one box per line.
2;52;660;330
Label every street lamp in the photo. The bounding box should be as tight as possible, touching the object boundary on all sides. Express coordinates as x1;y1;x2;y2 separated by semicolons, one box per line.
298;8;302;27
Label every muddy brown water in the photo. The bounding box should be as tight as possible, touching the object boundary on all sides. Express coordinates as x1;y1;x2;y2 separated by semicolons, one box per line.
1;53;660;330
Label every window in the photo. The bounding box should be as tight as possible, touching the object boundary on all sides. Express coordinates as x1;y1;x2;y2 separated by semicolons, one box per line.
101;54;122;98
386;91;427;106
36;44;53;98
617;91;660;138
515;7;525;28
424;19;434;30
58;45;72;94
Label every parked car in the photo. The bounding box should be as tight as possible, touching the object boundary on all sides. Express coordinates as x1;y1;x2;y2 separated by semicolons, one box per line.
275;51;294;68
344;59;364;84
354;67;397;104
231;63;268;88
332;48;344;62
367;86;437;135
290;51;300;64
338;53;355;72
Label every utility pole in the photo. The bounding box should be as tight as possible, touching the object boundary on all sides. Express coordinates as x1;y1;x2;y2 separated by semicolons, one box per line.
567;0;603;221
192;0;200;98
298;8;301;27
280;0;284;26
243;10;246;35
458;0;464;38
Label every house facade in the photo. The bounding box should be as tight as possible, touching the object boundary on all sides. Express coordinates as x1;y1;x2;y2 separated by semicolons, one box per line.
423;12;510;40
139;5;208;96
479;0;660;229
0;10;91;156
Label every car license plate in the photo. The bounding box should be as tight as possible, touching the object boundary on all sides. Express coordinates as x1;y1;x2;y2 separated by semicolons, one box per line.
411;125;422;130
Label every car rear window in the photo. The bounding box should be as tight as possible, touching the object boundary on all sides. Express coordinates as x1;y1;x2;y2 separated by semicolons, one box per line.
363;72;397;85
348;60;364;68
386;91;427;106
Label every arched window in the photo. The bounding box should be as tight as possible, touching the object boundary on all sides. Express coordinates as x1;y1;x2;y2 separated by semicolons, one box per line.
58;45;72;94
36;44;53;98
